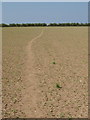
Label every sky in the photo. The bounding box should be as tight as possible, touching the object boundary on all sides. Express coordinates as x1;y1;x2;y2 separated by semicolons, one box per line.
1;0;89;2
2;2;88;24
0;2;2;23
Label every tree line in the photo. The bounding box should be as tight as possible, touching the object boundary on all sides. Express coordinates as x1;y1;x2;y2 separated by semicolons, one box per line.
0;23;90;27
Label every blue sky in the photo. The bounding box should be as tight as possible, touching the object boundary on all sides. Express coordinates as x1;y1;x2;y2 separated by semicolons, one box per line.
2;2;88;23
0;2;2;23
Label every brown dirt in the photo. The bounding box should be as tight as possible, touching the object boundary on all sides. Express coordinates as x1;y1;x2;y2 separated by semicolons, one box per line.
21;27;88;118
21;29;44;117
2;27;42;118
2;27;88;118
0;27;2;119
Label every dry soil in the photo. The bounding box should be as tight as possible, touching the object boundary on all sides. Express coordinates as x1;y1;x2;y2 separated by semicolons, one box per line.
2;27;88;118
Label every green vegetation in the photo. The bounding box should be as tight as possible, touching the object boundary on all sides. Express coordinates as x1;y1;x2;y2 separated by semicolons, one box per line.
48;23;90;26
0;23;90;27
0;23;47;27
60;112;65;117
52;61;56;64
68;118;72;120
56;83;62;89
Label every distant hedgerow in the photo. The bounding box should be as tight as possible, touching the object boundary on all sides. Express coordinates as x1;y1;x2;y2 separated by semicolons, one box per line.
0;23;90;27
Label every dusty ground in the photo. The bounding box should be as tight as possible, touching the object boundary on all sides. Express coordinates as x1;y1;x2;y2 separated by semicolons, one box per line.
0;27;2;119
2;27;88;118
2;27;42;117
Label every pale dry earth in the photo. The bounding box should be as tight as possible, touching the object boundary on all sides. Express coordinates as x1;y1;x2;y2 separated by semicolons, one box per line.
2;27;88;118
0;27;2;119
2;27;42;117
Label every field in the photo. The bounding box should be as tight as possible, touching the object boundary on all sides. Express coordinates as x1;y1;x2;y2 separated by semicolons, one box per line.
0;27;2;119
2;27;88;118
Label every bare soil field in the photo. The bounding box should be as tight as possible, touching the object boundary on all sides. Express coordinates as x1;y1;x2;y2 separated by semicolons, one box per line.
0;28;2;119
2;27;88;118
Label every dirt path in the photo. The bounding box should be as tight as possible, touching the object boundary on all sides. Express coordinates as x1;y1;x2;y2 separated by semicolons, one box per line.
21;29;44;117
